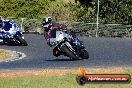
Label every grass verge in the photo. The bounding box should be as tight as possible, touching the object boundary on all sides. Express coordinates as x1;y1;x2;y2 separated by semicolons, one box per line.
0;67;132;88
0;49;11;60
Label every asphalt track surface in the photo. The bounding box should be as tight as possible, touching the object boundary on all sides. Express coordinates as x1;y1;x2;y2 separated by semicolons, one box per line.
0;34;132;69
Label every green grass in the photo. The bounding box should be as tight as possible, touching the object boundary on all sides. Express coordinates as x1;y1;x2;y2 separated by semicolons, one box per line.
0;72;132;88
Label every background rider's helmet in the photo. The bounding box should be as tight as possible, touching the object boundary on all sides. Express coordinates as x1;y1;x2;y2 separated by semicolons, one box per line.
42;17;52;25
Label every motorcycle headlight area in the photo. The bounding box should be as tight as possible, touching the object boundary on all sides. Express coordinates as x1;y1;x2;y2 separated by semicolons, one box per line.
73;40;80;45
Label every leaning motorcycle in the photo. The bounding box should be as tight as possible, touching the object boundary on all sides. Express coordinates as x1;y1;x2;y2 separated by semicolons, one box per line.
48;28;89;60
0;23;28;46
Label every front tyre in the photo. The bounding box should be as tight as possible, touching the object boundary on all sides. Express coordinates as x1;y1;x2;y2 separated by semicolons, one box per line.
80;49;89;59
61;44;79;60
16;35;28;46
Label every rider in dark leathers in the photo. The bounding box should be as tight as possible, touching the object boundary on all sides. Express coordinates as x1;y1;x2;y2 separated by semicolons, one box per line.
42;17;67;47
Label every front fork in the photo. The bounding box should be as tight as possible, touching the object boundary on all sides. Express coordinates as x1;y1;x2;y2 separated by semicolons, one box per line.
53;38;68;57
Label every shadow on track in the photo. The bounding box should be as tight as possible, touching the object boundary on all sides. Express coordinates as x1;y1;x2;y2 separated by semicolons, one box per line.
0;43;28;46
45;58;82;62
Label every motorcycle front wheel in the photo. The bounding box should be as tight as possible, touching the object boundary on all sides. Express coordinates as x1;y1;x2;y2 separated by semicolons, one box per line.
61;44;79;60
80;49;89;59
15;35;28;46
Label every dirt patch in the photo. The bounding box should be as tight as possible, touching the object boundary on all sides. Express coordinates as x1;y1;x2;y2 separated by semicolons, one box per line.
0;67;131;78
0;69;70;78
0;49;11;60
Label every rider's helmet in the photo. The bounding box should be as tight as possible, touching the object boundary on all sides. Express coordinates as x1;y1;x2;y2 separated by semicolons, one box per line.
3;19;12;31
42;17;52;32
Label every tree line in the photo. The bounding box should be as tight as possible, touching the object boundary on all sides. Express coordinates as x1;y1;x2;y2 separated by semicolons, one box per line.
0;0;131;24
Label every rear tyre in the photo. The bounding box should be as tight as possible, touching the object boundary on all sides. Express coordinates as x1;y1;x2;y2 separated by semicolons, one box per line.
61;44;79;60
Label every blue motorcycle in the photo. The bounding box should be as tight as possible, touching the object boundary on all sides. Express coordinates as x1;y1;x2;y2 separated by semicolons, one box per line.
49;28;89;60
0;21;27;46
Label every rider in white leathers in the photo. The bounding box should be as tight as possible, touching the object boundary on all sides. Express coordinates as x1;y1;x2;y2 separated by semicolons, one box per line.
1;19;19;43
1;19;19;36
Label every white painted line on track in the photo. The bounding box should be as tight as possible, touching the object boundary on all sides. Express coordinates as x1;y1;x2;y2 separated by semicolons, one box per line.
0;50;26;63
